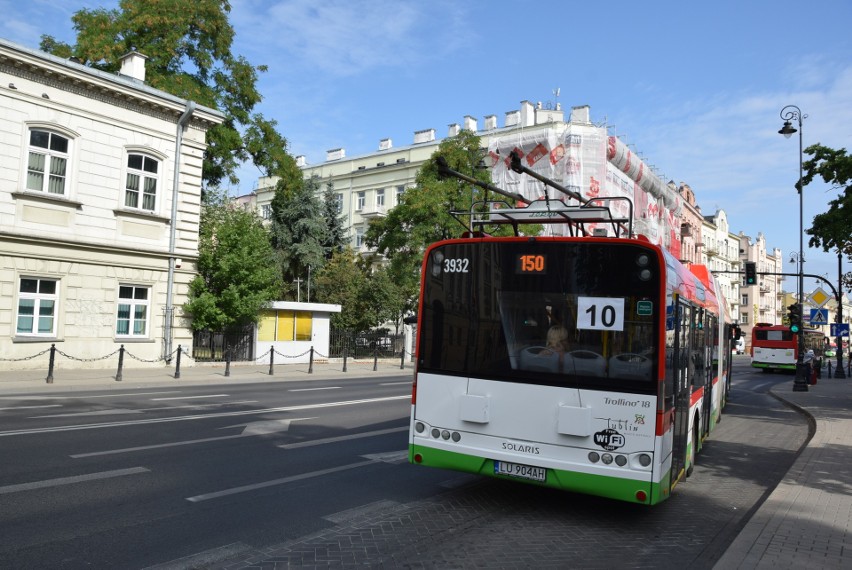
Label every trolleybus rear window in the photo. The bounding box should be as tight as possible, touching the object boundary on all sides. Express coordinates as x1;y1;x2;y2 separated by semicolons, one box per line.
418;241;660;389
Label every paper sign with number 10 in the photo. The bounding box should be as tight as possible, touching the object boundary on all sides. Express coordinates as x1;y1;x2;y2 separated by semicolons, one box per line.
577;296;625;331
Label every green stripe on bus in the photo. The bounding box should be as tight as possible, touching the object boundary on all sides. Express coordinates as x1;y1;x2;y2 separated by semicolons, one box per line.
410;444;667;505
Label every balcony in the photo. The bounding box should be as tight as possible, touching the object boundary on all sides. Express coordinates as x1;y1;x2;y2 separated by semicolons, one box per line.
360;205;388;219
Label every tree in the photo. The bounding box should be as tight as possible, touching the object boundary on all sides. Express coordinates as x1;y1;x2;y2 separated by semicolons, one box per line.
40;0;296;190
320;179;349;258
313;249;367;331
802;144;852;291
269;175;327;300
183;203;280;331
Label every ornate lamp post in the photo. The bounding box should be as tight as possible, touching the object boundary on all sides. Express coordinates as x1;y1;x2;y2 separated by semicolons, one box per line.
836;251;846;378
779;105;808;391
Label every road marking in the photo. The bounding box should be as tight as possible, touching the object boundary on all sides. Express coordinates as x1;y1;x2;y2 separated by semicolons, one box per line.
380;381;412;386
150;394;229;401
0;404;62;411
0;395;410;438
185;460;376;502
278;426;408;449
288;386;341;392
71;418;315;458
0;467;149;495
0;391;178;400
31;409;143;418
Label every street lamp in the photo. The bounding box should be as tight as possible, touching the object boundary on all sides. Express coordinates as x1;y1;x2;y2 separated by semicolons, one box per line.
779;105;808;391
835;251;846;378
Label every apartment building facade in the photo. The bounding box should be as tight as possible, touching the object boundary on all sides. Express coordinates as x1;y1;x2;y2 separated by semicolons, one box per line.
737;232;784;347
0;39;224;370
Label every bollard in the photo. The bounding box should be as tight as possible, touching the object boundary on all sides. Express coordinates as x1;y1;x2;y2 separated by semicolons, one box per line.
342;344;348;373
174;345;182;379
269;349;275;376
828;360;833;377
373;344;378;371
224;347;231;377
115;344;125;381
400;345;405;370
308;346;314;374
46;343;56;384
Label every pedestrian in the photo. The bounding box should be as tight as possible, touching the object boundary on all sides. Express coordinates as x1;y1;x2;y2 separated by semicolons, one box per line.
803;349;817;385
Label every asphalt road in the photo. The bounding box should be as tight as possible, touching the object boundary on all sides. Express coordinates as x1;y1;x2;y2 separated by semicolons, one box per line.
0;359;808;569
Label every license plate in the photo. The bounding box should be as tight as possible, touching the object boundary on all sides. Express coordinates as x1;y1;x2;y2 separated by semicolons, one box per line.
494;460;546;482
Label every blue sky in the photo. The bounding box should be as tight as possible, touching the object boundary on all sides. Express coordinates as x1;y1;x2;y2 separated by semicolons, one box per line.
3;0;852;297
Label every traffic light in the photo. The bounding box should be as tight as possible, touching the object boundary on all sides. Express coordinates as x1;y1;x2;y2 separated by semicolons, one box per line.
745;262;757;285
788;303;802;333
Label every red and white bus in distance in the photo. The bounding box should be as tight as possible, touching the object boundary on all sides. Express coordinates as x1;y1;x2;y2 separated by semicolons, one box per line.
751;323;826;372
407;201;734;505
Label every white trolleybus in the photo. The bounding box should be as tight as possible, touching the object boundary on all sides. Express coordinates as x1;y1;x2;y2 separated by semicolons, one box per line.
408;158;735;505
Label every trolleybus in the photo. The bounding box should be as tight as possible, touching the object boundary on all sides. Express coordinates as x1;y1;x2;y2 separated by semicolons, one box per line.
409;207;731;504
407;192;734;505
750;323;825;372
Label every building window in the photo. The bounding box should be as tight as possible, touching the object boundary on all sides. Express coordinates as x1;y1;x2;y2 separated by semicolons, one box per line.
116;285;150;337
16;277;58;336
742;294;748;305
335;193;343;214
356;191;365;211
356;227;365;248
125;153;160;211
261;204;272;220
27;130;69;195
396;185;405;205
376;188;385;208
740;312;749;325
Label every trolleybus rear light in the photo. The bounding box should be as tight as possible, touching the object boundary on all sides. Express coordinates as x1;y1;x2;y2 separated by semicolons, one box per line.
451;432;461;442
441;430;450;440
638;453;652;467
615;455;627;467
431;428;440;438
601;453;613;465
413;453;423;463
635;490;647;503
588;452;600;463
415;422;425;433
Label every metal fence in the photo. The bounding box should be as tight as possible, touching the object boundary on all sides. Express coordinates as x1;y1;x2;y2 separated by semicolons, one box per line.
191;327;255;362
329;329;404;360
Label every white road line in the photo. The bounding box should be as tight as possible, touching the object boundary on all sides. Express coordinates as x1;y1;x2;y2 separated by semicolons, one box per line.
0;467;149;495
278;426;408;449
30;409;142;419
0;404;62;411
70;434;243;458
185;460;376;502
150;394;229;401
0;395;410;438
380;381;413;386
0;391;178;400
288;386;341;392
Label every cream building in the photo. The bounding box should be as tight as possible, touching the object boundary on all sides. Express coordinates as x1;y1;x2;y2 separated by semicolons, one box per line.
738;232;784;347
0;39;224;370
700;210;742;322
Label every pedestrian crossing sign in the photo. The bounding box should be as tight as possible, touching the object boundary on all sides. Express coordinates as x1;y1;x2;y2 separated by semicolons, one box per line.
809;308;828;325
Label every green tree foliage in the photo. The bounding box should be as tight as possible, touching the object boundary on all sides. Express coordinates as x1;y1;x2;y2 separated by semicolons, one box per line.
184;203;281;330
320;179;349;258
802;144;852;290
313;249;367;331
269;175;327;300
40;0;297;189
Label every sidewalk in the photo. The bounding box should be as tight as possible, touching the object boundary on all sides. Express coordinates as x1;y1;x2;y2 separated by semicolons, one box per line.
715;374;852;569
0;359;413;392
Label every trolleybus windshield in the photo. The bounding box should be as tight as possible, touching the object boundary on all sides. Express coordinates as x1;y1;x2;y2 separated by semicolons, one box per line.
418;240;660;391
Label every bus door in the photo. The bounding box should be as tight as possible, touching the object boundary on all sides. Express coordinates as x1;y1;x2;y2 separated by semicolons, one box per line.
700;311;714;438
670;299;693;485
